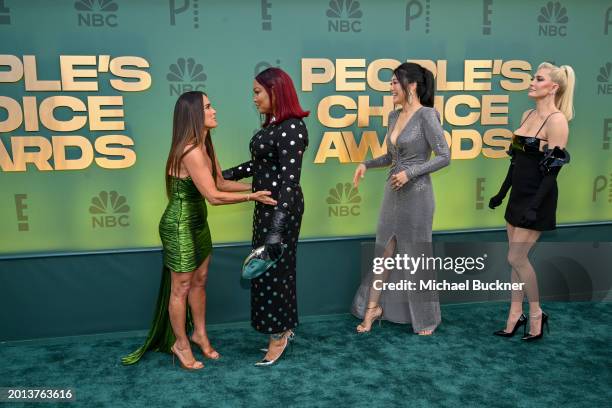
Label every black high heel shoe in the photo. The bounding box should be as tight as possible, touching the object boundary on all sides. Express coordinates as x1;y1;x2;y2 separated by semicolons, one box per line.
493;313;527;337
521;311;549;342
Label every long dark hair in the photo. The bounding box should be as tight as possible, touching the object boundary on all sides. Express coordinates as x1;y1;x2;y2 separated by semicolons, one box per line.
255;67;309;127
165;91;218;198
393;62;435;107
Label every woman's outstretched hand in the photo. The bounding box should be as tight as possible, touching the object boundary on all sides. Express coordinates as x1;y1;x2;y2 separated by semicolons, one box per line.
353;164;367;188
250;190;277;206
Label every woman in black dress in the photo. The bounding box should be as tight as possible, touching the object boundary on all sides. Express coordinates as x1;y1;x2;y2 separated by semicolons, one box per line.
223;68;309;365
489;62;575;341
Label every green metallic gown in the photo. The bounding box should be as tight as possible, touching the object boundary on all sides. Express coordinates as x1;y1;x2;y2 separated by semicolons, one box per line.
122;176;212;365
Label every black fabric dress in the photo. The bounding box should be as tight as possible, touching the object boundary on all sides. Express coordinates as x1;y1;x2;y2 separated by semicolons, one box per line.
505;112;560;231
223;117;308;334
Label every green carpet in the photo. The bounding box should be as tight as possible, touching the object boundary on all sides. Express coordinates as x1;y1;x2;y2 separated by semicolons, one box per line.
1;302;610;407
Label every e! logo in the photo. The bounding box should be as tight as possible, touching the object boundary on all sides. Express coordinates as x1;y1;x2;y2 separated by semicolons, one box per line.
15;194;29;231
476;178;486;209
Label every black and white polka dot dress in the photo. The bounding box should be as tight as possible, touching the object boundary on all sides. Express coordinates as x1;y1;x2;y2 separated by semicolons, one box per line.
223;117;308;334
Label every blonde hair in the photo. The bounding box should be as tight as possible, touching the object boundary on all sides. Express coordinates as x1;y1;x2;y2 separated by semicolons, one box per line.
537;62;576;121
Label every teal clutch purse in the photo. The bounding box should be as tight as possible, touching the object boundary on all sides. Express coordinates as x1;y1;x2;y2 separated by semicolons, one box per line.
241;246;283;280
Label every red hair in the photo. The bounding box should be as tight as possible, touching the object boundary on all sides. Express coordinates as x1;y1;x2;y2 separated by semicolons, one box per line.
255;67;309;126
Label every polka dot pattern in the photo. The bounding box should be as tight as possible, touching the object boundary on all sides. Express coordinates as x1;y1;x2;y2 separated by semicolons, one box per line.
222;118;308;334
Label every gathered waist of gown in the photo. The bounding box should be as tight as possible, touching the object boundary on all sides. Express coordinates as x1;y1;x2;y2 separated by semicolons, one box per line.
387;159;427;178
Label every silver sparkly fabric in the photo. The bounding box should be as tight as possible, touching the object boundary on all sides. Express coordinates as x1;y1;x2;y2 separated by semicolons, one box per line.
351;106;450;332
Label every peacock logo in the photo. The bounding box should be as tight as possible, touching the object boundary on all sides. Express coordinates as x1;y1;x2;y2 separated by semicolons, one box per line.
74;0;118;12
75;0;118;27
326;0;362;19
597;63;612;95
167;57;207;96
537;1;568;37
89;191;130;228
326;0;362;32
597;63;611;83
327;183;361;217
537;1;568;24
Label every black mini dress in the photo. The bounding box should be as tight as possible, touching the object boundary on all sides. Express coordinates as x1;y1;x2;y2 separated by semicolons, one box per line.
505;111;562;231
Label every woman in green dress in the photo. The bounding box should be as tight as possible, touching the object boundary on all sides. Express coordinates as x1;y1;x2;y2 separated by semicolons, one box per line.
122;91;276;370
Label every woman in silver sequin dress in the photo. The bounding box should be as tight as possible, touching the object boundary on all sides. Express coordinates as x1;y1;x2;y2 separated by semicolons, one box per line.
351;62;450;335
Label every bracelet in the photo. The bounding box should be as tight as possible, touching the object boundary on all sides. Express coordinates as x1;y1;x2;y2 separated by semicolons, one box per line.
246;194;250;202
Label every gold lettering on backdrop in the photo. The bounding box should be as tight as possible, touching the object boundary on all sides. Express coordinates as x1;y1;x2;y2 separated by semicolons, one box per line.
301;58;335;91
314;132;351;163
23;56;62;91
22;97;39;131
317;95;357;128
481;95;509;125
500;60;532;91
301;58;531;163
87;96;124;131
366;59;401;91
109;56;151;92
335;59;367;91
94;135;137;169
39;96;87;132
482;129;513;158
52;136;94;170
60;56;99;91
8;137;53;171
357;95;394;127
0;96;22;132
0;55;24;82
0;54;151;172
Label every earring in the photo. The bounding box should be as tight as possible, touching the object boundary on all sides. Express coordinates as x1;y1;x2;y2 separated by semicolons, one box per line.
408;91;413;105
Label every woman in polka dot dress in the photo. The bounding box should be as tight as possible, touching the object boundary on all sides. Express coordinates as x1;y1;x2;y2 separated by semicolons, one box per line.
222;68;309;366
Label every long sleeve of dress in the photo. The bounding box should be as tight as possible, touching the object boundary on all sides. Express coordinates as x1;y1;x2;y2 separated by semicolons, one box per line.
364;151;392;169
276;119;307;212
222;160;253;181
405;108;450;178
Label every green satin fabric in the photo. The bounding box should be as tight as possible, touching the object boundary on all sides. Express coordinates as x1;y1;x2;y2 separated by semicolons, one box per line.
159;176;212;273
121;177;211;365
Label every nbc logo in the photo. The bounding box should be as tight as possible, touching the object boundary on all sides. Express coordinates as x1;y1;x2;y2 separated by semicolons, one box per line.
89;191;130;228
597;62;612;95
327;0;362;33
327;182;361;216
75;0;119;27
167;57;207;96
537;1;568;37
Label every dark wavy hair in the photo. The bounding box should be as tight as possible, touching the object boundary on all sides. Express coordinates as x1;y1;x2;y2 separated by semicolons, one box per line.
393;62;435;107
255;67;309;127
164;91;217;198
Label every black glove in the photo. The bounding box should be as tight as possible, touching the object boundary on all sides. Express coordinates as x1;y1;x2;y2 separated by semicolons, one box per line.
489;150;515;209
222;161;253;181
488;194;505;209
521;147;570;226
264;210;288;261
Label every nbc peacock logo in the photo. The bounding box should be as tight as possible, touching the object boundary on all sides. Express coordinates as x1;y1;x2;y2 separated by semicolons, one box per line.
537;1;568;37
327;182;361;217
597;62;612;95
75;0;119;27
167;57;207;96
326;0;362;33
89;191;130;228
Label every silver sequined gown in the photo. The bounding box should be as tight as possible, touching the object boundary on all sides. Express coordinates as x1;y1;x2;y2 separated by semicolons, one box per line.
351;106;450;332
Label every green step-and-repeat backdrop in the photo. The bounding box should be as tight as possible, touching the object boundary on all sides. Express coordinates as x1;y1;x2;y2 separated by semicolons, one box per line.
1;0;611;255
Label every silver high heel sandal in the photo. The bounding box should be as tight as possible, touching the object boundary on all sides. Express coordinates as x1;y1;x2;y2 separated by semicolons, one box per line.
254;330;295;367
